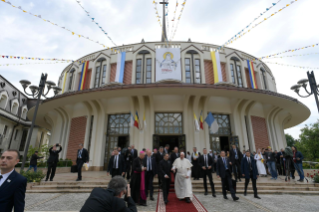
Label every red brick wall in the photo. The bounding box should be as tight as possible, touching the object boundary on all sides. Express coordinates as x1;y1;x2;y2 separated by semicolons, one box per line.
221;62;227;82
251;116;270;149
110;63;117;82
204;60;214;84
123;61;132;85
66;116;87;164
84;69;92;90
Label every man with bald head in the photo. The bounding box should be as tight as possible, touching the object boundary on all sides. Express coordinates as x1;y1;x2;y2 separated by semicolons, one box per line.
0;149;27;212
172;152;193;203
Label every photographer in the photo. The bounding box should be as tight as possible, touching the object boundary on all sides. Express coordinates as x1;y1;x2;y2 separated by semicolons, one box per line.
45;144;62;181
80;176;137;212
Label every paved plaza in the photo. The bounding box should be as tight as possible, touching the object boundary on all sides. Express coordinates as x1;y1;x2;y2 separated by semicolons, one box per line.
24;192;319;212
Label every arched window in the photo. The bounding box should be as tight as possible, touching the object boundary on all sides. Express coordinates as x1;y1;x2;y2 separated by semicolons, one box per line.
94;58;107;88
0;91;8;109
230;57;243;87
21;106;28;119
136;50;152;84
68;68;75;91
11;99;19;115
260;68;268;90
185;50;201;83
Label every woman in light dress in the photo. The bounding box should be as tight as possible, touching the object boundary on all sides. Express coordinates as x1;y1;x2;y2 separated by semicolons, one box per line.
254;148;267;176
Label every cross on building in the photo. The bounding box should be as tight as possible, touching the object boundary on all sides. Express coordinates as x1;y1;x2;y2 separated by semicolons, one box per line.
159;1;169;42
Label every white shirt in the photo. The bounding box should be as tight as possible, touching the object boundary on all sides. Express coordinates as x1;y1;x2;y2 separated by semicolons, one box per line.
0;169;14;187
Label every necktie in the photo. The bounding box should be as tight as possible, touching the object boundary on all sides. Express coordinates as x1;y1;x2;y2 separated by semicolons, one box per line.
204;155;207;167
223;158;227;169
0;175;3;182
147;157;150;171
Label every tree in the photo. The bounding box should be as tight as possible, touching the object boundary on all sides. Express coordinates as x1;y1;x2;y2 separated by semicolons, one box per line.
297;120;319;160
285;134;297;147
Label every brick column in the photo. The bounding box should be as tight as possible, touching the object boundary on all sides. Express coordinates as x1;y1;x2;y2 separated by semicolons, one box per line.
251;116;270;150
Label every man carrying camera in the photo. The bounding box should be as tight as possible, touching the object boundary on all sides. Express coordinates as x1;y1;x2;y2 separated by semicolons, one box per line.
80;176;137;212
46;144;62;181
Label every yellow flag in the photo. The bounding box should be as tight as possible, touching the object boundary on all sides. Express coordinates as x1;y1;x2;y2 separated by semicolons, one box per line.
23;10;27;13
21;57;24;59
78;35;81;38
153;0;155;3
1;0;6;3
43;19;46;21
72;32;75;35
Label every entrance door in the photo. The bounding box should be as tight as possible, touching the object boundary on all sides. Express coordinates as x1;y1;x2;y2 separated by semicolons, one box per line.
153;134;186;152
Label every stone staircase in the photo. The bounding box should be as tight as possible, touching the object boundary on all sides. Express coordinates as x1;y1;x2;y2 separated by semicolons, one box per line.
27;179;319;194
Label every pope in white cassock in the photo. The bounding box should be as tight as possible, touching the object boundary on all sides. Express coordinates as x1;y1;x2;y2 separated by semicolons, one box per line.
171;152;193;203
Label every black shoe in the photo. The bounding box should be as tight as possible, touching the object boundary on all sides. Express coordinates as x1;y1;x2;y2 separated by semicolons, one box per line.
223;196;228;200
233;196;239;201
139;203;147;206
186;198;191;203
212;193;216;198
164;201;168;205
244;192;247;196
179;199;184;201
45;179;48;182
50;179;53;181
150;197;154;201
204;191;208;195
76;179;82;181
254;195;261;199
239;178;241;182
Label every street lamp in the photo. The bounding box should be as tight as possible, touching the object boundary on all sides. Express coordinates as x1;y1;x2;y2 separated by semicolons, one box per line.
19;73;61;172
291;71;319;113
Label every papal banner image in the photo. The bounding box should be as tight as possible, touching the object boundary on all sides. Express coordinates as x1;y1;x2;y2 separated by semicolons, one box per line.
156;48;182;82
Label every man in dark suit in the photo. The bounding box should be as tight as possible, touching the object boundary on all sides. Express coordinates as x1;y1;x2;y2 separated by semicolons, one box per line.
159;153;171;205
155;146;164;186
76;143;89;181
229;144;243;182
170;147;179;164
107;148;126;178
80;176;137;212
216;151;239;201
130;145;138;159
144;149;157;201
0;149;27;212
27;151;43;172
124;146;133;180
199;148;216;197
164;144;170;155
191;147;201;180
46;144;62;181
241;151;261;199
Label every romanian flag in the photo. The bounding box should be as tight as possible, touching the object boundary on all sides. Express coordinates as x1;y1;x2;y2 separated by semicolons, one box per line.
78;61;90;90
210;51;223;84
134;111;139;129
143;112;146;129
199;111;204;130
246;60;258;89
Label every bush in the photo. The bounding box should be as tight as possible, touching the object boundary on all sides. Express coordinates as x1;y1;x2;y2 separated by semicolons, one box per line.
303;163;310;169
20;170;46;183
314;163;319;169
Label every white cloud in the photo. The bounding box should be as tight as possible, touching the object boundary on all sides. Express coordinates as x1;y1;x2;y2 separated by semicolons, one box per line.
0;0;318;139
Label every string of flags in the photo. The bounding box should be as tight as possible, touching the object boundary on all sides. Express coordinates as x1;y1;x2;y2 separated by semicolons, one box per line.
1;55;74;62
217;0;300;51
170;0;179;36
170;0;187;40
166;1;170;37
222;0;282;47
258;43;319;60
0;62;69;67
264;61;319;70
1;0;118;52
262;52;319;60
153;1;162;28
75;1;117;47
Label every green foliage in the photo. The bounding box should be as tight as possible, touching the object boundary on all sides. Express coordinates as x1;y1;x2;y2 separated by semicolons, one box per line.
315;163;319;169
20;170;46;183
27;144;51;160
285;134;297;147
303;162;310;169
314;173;319;183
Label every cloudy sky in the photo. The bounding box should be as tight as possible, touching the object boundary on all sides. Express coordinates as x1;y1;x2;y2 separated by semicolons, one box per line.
1;0;318;138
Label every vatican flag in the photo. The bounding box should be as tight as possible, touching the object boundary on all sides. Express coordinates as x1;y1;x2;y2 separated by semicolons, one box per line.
194;113;200;131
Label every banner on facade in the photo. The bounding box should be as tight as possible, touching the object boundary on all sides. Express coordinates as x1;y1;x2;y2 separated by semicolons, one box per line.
156;48;181;82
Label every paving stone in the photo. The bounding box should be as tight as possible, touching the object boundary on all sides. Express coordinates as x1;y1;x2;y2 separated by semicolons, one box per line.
25;194;58;208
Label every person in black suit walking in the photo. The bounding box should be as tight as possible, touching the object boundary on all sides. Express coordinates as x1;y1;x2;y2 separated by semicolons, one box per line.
26;151;44;172
107;148;126;178
76;143;89;181
155;146;164;186
130;145;138;159
241;151;261;199
124;146;133;180
199;148;216;197
216;151;239;201
80;176;137;212
46;144;62;181
170;147;179;164
144;149;157;201
164;144;170;155
229;144;243;182
159;153;171;205
0;149;27;212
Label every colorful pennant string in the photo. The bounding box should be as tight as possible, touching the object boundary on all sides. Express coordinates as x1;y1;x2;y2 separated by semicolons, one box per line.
166;1;170;37
170;0;187;40
75;1;117;47
0;55;74;62
262;53;319;60
153;1;162;28
218;0;300;50
264;61;319;70
1;0;117;52
221;1;282;47
257;43;319;60
170;0;179;36
0;61;69;67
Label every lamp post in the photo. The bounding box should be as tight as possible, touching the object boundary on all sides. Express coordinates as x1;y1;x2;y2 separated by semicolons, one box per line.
290;71;319;113
19;73;61;172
